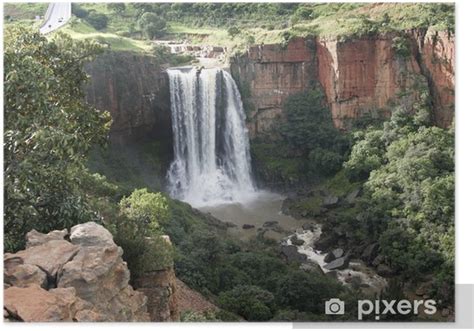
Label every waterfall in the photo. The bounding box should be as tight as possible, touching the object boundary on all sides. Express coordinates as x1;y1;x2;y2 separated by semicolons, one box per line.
166;67;256;207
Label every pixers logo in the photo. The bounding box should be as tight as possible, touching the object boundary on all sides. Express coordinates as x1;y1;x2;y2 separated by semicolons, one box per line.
358;299;437;320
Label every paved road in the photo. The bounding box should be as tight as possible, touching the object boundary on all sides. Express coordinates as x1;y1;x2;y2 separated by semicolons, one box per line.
39;2;71;34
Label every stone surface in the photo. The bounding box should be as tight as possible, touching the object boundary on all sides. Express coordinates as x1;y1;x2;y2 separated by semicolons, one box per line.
362;243;379;263
136;269;179;321
4;223;151;322
322;196;339;208
4;240;79;279
230;31;455;139
281;245;307;263
4;285;86;322
376;264;394;277
4;263;48;289
70;222;115;247
26;229;68;248
323;256;350;270
85;52;173;146
242;224;255;229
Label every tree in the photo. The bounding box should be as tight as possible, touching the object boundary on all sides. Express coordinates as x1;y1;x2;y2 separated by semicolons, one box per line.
86;12;108;30
4;27;110;251
227;26;240;39
218;285;275;321
138;12;167;39
107;3;126;15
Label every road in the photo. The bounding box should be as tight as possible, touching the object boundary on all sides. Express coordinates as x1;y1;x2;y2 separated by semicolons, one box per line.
39;2;71;34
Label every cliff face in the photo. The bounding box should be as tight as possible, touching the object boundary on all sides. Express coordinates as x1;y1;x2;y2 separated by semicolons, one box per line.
231;29;454;138
84;52;173;146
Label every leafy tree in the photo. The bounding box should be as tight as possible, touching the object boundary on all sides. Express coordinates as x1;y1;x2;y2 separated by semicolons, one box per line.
119;188;169;233
138;12;167;39
85;12;108;30
218;285;275;321
4;27;109;251
227;26;240;39
107;3;126;15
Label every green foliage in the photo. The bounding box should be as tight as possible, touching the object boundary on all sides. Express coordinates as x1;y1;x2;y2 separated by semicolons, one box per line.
3;27;109;251
281;89;349;178
138;12;167;39
392;36;412;58
275;270;344;314
218;285;275;321
72;4;89;19
85;12;109;30
119;188;169;233
227;26;241;39
152;45;194;66
107;3;126;15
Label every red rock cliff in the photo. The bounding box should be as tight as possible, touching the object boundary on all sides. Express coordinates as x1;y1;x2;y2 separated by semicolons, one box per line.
231;30;454;137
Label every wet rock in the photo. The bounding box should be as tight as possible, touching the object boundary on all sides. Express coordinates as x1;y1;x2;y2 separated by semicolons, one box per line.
323;256;350;270
362;243;379;263
263;220;278;228
376;264;394;277
280;245;307;263
323;248;344;263
26;229;68;248
300;263;324;275
313;235;337;252
242;224;255;229
70;222;115;247
4;263;48;289
302;223;315;231
326;270;338;279
290;235;305;246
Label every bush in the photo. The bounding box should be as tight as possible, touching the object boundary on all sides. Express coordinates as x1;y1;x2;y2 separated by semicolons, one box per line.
392;36;412;58
119;188;169;233
227;26;240;39
86;12;108;30
138;12;167;39
218;285;275;321
72;4;89;18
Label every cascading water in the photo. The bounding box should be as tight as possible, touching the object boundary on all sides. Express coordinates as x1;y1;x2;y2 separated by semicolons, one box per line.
166;67;256;207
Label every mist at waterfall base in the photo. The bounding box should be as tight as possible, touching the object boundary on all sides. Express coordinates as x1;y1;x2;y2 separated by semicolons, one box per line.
166;67;263;208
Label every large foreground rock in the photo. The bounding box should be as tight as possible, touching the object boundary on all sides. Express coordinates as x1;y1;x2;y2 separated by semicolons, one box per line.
4;223;150;322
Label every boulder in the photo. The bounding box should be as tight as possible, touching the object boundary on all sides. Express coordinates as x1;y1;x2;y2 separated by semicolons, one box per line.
4;263;48;289
70;222;115;247
242;224;255;229
324;248;344;263
4;240;79;279
263;220;279;228
280;245;307;263
26;229;68;248
372;254;385;267
323;255;350;270
313;235;337;252
290;235;305;246
376;264;394;277
301;223;315;231
4;285;88;322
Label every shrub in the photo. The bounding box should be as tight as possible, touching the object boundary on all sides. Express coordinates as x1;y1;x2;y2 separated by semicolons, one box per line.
392;36;412;58
86;12;108;30
218;285;275;321
138;12;167;39
72;4;89;18
227;26;240;39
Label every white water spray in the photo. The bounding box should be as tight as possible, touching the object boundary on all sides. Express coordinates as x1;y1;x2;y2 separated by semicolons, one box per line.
166;67;256;207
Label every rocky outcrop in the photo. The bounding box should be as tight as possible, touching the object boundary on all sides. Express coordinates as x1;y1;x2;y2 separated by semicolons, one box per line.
231;30;454;138
135;236;179;322
84;51;173;146
4;222;150;322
